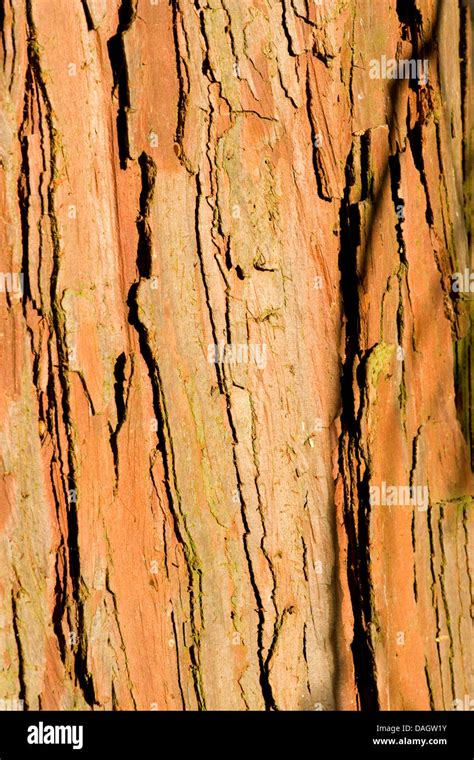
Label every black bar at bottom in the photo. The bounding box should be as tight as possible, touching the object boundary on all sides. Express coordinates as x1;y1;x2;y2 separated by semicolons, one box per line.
0;710;471;757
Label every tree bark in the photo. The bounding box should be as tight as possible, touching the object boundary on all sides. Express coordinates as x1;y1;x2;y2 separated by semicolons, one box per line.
0;0;472;711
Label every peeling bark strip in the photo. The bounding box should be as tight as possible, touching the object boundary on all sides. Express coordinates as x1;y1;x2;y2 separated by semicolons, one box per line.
0;0;471;711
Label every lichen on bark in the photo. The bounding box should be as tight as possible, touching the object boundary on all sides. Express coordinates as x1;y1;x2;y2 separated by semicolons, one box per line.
0;0;471;711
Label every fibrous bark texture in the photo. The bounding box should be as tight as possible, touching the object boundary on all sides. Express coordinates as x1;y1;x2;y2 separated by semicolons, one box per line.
0;0;472;711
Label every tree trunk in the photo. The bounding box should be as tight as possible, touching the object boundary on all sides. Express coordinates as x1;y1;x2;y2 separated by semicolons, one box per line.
0;0;472;711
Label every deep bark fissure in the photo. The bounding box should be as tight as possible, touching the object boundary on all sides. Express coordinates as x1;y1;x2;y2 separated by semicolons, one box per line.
22;0;97;707
338;146;380;711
